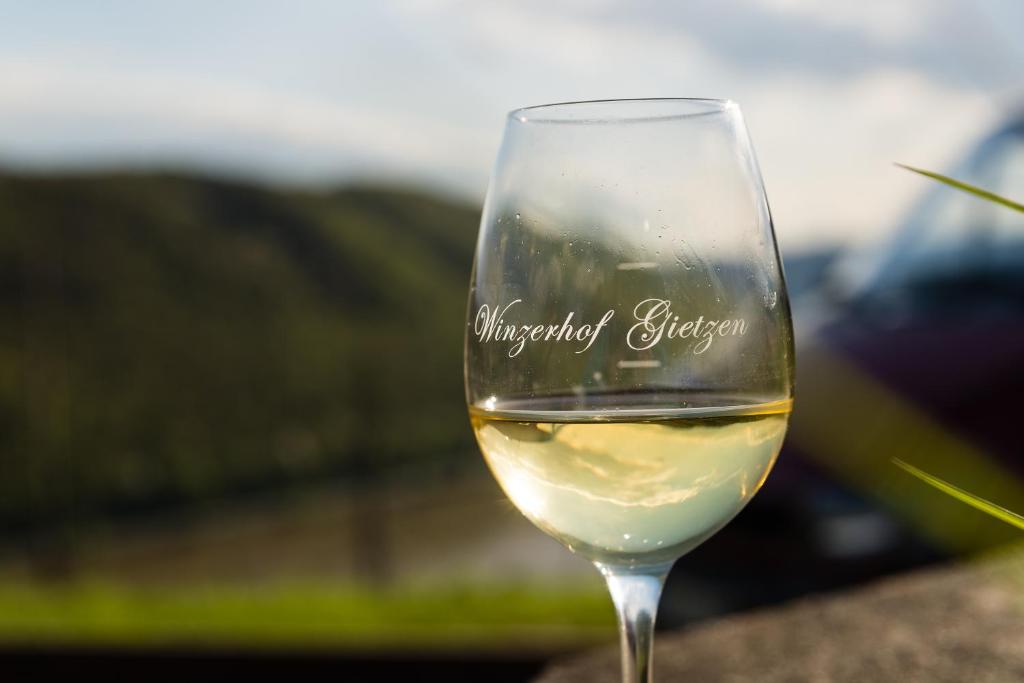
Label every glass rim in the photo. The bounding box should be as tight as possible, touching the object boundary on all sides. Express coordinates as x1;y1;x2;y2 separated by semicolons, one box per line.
508;97;738;125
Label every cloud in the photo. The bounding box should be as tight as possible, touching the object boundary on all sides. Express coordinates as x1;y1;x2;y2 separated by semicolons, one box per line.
0;56;493;187
743;69;994;248
408;0;1016;89
0;1;1016;249
393;1;1002;246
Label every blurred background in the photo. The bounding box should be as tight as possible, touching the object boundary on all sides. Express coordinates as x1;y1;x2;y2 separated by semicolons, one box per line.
1;1;1022;679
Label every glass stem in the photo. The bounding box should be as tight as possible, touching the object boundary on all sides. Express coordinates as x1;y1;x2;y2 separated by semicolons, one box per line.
599;563;670;683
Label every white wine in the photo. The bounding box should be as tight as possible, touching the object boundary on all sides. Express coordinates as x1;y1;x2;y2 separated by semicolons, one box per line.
470;396;791;565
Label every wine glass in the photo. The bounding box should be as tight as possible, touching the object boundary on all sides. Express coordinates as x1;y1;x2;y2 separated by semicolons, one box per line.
464;98;793;683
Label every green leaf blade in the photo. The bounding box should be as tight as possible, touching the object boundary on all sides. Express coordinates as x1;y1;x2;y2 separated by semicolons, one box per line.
893;458;1024;531
896;163;1024;213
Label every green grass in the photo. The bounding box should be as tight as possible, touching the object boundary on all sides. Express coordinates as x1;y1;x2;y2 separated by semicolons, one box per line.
897;163;1024;213
894;458;1024;532
0;581;615;650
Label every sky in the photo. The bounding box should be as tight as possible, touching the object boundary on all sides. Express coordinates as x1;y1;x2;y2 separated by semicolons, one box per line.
0;0;1022;251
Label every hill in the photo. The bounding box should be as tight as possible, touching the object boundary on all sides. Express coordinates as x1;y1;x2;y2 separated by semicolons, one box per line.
0;172;480;534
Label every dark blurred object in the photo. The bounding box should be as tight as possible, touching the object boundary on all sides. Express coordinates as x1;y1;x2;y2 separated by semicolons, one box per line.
1;645;548;683
661;114;1024;626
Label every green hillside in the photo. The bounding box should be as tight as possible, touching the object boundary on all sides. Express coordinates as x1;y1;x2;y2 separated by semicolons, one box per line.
0;172;480;533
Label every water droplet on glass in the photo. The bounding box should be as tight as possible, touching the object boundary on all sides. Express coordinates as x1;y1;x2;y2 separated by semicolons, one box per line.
515;213;521;221
673;239;696;270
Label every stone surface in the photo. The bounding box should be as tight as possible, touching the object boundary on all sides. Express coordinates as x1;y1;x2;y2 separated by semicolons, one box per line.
537;548;1024;682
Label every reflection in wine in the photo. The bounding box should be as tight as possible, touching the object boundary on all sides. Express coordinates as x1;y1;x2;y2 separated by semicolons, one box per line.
471;397;790;565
